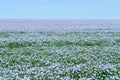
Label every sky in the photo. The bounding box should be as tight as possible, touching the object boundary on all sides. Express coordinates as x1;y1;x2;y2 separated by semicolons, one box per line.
0;0;120;19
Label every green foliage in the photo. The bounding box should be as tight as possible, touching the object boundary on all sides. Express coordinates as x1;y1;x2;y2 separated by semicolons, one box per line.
0;31;120;80
0;32;10;37
3;42;36;49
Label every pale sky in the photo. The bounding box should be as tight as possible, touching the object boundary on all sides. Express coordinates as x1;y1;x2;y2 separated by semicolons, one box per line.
0;0;120;19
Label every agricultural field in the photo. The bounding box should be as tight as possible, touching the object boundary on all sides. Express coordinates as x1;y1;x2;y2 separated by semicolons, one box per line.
0;19;120;80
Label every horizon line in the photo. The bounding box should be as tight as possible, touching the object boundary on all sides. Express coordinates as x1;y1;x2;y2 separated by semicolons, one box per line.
0;18;120;20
